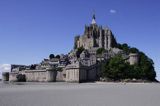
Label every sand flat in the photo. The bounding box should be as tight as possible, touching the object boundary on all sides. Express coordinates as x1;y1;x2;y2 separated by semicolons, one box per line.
0;82;160;106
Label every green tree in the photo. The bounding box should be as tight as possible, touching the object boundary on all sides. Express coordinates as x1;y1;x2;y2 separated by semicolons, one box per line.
55;55;60;59
121;43;130;54
30;64;36;70
129;47;139;53
49;54;55;59
76;47;84;58
116;43;122;49
139;52;156;81
102;55;129;81
96;48;106;55
101;48;156;81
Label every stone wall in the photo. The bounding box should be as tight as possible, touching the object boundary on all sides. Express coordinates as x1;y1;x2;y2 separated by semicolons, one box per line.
8;70;57;82
24;70;57;82
79;68;87;82
65;63;98;82
66;68;80;82
9;72;18;82
8;66;97;83
56;70;66;81
87;66;97;81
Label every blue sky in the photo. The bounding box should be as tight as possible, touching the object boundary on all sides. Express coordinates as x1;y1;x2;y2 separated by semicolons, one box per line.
0;0;160;80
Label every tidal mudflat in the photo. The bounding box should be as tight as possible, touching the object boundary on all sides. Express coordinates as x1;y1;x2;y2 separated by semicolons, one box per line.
0;82;160;106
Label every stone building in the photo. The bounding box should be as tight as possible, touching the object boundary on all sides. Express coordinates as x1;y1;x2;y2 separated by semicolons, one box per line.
65;14;119;82
7;55;68;82
74;14;117;50
65;61;98;82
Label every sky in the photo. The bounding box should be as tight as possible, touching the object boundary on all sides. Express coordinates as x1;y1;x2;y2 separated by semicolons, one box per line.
0;0;160;80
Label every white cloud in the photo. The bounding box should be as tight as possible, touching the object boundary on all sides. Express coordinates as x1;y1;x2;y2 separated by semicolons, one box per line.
0;64;11;79
110;9;117;14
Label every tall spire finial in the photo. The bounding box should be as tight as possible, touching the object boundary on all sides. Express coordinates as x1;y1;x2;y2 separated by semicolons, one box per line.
91;10;96;24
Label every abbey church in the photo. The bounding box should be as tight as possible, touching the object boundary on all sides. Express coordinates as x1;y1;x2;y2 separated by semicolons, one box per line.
74;14;117;50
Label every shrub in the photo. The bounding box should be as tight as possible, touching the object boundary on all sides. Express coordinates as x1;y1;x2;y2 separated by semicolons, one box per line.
96;48;105;55
16;74;26;82
76;47;84;58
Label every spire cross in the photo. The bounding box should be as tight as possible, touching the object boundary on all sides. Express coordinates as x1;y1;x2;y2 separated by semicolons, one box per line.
91;10;96;24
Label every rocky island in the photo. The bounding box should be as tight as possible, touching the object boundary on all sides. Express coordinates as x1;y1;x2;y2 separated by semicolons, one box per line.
2;14;157;83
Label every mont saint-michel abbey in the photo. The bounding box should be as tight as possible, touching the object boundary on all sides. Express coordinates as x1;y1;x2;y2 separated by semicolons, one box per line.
74;14;117;50
2;14;139;82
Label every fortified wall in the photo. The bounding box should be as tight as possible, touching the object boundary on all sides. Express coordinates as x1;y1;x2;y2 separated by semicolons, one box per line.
8;70;57;82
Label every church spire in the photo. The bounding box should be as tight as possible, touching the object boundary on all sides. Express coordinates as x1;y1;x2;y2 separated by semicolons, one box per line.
91;12;96;24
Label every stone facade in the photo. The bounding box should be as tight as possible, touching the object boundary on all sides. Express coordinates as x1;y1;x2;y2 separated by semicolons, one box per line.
65;62;97;82
24;70;57;82
9;70;57;82
74;15;117;50
9;72;18;82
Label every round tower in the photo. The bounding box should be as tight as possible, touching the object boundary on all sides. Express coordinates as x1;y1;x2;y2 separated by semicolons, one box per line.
2;72;9;81
129;53;139;65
